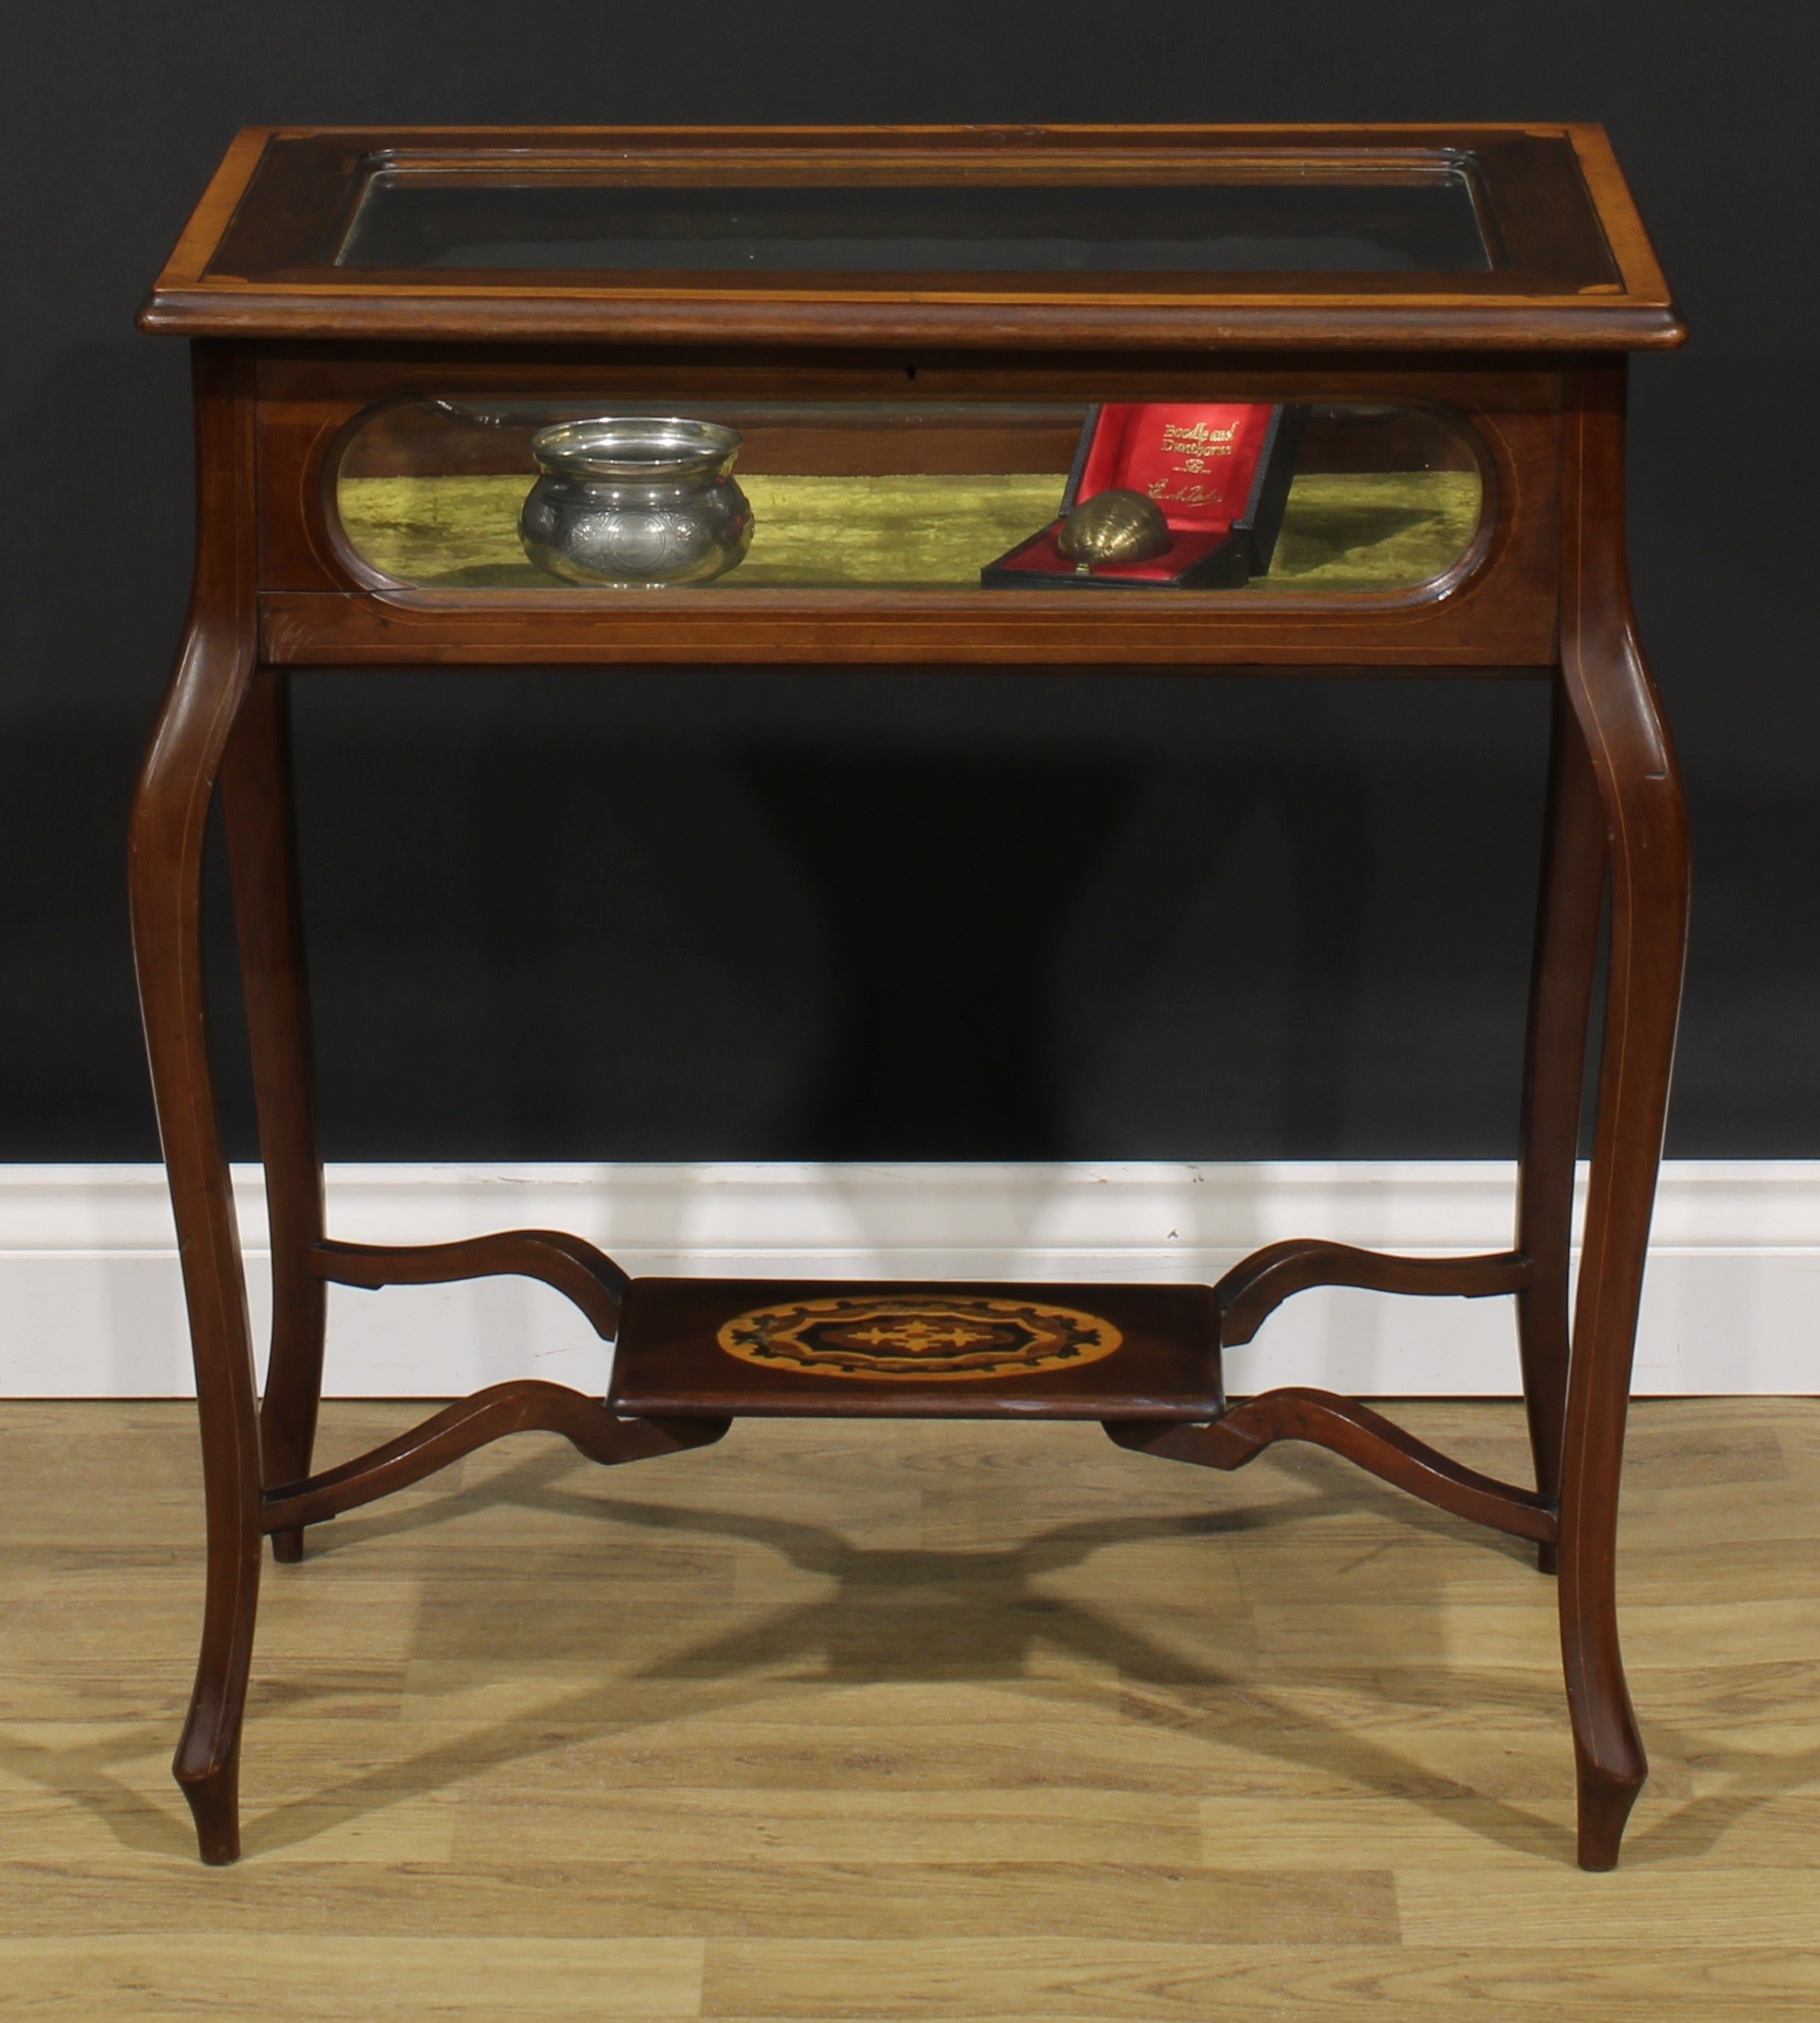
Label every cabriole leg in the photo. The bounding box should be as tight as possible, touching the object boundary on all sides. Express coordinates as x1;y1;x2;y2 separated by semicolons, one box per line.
1555;362;1691;1870
1514;690;1607;1575
223;667;328;1564
130;345;263;1864
1558;801;1684;1866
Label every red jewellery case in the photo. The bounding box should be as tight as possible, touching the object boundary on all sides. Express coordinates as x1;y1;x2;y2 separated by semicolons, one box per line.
982;401;1306;588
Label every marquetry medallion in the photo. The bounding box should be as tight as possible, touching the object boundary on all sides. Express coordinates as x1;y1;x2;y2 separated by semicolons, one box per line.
715;1293;1124;1383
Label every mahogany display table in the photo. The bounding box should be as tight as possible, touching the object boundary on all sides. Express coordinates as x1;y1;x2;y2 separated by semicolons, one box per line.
134;123;1687;1869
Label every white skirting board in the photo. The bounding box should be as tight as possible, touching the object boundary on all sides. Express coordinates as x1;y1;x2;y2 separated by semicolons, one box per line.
1;1160;1814;1399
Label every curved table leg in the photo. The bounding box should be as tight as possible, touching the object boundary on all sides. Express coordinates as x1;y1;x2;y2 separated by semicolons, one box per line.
223;665;328;1565
1556;363;1691;1870
1514;691;1608;1574
129;346;264;1865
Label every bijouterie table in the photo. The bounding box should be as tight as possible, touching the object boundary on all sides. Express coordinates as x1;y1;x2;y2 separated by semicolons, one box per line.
133;122;1687;1868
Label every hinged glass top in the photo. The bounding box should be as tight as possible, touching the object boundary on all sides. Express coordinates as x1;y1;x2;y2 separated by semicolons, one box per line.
336;162;1493;276
144;126;1682;349
198;129;1627;295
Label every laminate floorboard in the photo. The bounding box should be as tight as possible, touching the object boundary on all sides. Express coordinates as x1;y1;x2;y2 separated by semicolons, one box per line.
0;1399;1815;2018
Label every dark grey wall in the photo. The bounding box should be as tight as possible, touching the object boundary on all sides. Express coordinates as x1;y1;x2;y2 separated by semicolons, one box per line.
3;3;1814;1161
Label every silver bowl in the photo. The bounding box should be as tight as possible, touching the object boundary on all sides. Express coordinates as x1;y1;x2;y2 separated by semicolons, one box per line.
519;417;753;587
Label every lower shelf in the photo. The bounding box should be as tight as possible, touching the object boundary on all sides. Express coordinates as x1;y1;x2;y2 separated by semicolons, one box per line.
607;1277;1223;1421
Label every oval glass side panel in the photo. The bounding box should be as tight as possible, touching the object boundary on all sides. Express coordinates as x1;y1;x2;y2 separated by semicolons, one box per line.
332;399;1486;598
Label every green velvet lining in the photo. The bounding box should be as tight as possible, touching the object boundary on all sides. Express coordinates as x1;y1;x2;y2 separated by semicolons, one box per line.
337;470;1481;594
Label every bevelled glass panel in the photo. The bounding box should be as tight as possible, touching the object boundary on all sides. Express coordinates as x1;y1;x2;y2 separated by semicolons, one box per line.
333;400;1486;597
337;173;1491;274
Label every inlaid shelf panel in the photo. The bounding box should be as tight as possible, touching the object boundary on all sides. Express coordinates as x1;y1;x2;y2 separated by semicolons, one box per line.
607;1278;1224;1421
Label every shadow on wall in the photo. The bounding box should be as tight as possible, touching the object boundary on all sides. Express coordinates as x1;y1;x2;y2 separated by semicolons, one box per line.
734;746;1144;1157
25;662;1820;1164
284;673;1414;1163
733;726;1374;1158
0;679;1525;1163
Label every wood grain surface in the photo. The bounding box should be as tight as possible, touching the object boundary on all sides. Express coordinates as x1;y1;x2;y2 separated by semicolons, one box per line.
1;1399;1814;2017
139;124;1683;350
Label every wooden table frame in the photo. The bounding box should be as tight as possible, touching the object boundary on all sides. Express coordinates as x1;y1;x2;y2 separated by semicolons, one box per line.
132;125;1688;1873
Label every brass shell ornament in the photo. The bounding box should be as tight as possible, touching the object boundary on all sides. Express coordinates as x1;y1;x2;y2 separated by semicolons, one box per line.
1057;489;1172;573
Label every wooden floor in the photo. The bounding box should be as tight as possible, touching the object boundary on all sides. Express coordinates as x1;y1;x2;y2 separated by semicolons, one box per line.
2;1398;1817;2019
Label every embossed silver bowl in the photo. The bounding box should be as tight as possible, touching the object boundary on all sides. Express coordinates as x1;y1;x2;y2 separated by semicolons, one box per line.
519;417;753;587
